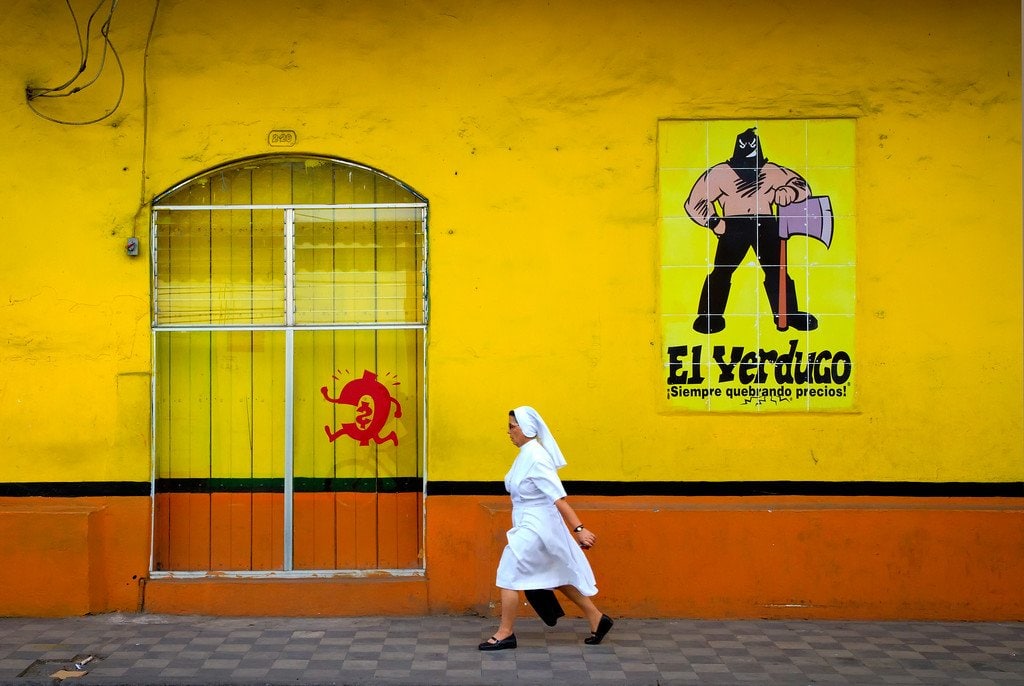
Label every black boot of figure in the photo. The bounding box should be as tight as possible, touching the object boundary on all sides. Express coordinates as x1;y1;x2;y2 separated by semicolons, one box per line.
692;277;730;334
765;276;818;332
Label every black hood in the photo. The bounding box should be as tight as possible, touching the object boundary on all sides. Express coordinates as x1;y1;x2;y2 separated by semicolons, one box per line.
727;127;767;184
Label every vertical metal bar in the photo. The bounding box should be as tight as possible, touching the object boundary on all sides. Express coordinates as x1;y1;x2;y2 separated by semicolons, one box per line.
284;208;296;328
283;209;295;571
150;210;160;325
284;329;294;571
149;210;159;574
421;206;429;325
419;207;428;570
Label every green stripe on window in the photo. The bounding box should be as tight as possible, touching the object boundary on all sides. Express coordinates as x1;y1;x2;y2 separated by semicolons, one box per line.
155;477;422;494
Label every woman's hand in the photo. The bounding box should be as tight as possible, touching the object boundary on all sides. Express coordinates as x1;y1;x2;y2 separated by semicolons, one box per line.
575;527;596;549
555;498;596;548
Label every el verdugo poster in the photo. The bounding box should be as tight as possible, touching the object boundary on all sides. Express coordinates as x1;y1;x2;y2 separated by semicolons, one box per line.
660;119;856;412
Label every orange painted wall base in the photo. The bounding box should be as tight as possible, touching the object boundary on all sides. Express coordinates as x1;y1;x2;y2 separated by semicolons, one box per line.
3;495;1022;620
0;497;149;616
427;496;1024;622
142;576;429;616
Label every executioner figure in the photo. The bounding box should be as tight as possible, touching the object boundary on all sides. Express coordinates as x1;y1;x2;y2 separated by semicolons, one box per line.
684;127;818;334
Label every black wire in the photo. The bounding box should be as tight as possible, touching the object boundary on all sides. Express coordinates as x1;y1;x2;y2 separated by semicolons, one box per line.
24;0;126;125
25;0;86;97
132;0;162;238
34;15;111;99
26;0;109;98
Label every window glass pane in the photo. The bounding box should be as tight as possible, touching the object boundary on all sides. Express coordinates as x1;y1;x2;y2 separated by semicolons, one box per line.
152;156;426;574
294;208;425;325
153;330;286;571
157;157;421;207
292;329;423;570
154;209;285;325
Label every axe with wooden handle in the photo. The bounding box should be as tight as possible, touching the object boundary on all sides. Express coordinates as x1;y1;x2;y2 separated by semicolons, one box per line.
775;196;834;330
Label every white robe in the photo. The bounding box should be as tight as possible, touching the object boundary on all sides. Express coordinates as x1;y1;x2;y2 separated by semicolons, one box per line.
495;440;598;596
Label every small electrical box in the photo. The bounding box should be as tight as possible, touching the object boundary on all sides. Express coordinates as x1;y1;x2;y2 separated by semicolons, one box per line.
126;237;140;256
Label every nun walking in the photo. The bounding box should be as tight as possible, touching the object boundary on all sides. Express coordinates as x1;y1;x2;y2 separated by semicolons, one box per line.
478;406;614;651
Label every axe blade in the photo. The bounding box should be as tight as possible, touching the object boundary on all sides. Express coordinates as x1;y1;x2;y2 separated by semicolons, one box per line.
778;195;833;248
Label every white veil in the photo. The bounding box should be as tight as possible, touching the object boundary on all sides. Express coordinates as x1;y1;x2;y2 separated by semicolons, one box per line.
512;405;567;469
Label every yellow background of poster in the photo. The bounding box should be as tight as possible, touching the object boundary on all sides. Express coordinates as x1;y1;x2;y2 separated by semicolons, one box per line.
660;119;856;412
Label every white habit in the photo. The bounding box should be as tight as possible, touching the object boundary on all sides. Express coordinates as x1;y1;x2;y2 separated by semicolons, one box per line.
495;438;598;595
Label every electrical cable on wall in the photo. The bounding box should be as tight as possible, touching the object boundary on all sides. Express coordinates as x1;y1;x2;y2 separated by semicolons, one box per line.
131;0;162;244
24;0;125;126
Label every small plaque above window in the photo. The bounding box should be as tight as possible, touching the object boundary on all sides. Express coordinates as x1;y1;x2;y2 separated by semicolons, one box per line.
268;130;297;147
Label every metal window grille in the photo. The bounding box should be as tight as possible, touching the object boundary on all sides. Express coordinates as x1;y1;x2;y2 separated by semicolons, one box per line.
149;157;426;577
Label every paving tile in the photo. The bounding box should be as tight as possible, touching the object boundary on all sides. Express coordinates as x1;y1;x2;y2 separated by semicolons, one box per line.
158;667;198;677
230;666;270;679
0;615;1019;685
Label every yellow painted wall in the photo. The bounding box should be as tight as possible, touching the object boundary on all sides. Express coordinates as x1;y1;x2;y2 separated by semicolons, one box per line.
0;0;1020;617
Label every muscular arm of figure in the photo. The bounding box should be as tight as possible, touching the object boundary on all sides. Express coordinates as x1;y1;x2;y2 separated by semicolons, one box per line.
762;164;811;207
684;166;732;236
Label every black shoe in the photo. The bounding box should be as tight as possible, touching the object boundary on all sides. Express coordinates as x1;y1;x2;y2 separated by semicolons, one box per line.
478;634;517;651
693;314;726;334
584;615;614;645
775;312;818;332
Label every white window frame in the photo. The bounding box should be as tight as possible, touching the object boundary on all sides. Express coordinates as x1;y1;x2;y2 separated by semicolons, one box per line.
149;200;428;579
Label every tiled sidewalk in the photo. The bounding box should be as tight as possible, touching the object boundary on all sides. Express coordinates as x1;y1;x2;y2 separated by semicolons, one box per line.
0;613;1020;685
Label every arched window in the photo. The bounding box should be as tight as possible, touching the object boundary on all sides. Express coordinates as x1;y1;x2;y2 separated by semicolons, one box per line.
150;155;426;575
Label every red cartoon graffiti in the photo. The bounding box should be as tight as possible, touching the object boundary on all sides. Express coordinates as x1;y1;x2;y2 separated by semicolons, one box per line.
321;370;403;446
